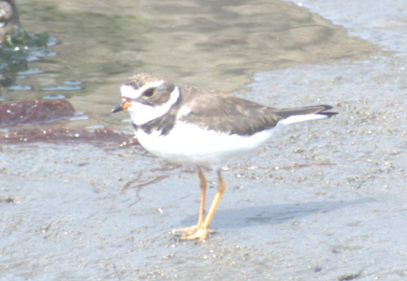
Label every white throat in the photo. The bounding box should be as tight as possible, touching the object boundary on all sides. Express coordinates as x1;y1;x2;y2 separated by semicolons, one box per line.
127;86;180;126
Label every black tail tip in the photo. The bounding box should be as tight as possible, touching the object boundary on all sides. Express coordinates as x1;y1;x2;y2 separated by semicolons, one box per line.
319;105;338;118
323;112;339;118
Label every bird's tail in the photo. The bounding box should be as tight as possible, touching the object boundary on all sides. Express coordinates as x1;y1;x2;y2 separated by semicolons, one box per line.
276;105;338;126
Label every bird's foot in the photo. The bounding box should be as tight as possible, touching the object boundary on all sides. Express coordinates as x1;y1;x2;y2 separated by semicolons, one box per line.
174;225;199;236
173;225;214;242
180;227;213;242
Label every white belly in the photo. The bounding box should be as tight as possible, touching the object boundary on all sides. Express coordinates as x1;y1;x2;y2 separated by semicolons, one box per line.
135;121;276;167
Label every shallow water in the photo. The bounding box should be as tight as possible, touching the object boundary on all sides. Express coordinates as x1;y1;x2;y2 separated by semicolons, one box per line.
1;0;407;280
3;0;376;130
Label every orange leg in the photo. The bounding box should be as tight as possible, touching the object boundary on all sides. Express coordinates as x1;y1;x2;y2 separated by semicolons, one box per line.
181;169;226;242
175;167;208;235
196;168;207;227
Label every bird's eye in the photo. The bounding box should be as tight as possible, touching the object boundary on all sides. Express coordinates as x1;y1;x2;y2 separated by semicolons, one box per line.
143;88;155;98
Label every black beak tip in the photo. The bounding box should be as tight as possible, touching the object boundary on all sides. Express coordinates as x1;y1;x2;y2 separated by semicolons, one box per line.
111;103;123;113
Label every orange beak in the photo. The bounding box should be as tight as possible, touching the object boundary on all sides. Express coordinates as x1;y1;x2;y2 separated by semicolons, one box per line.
111;99;131;113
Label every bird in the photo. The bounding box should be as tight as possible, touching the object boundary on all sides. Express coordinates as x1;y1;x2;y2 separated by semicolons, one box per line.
111;73;337;242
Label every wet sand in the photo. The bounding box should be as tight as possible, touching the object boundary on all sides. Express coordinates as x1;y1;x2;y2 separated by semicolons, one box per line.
2;0;407;280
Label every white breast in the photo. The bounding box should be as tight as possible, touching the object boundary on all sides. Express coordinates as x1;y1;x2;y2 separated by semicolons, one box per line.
135;121;276;167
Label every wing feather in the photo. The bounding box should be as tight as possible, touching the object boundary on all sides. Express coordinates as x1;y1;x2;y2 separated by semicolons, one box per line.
178;86;337;136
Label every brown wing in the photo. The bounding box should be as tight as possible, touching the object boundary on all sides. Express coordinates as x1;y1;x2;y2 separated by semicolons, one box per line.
179;86;337;136
181;93;283;136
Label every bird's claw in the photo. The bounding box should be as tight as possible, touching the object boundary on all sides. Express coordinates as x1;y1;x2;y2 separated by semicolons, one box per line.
173;225;214;242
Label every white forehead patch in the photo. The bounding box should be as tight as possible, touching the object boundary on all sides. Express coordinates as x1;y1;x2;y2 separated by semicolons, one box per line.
127;86;180;125
120;80;165;99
